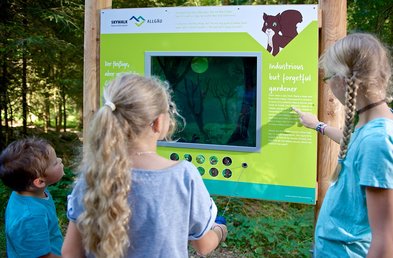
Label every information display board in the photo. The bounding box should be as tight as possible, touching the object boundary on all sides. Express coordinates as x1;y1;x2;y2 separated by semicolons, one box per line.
100;5;319;204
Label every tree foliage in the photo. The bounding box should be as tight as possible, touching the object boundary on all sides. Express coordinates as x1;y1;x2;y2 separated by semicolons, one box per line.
348;0;393;50
0;0;84;148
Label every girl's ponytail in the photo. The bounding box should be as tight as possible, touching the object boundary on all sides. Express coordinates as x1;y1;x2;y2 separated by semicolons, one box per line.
76;73;177;258
78;96;132;258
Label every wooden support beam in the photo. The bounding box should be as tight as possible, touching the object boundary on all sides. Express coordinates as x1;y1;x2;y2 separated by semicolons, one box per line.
315;0;347;222
83;0;112;141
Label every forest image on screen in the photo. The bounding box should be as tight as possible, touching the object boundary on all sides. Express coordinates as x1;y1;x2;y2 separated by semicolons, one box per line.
149;54;259;151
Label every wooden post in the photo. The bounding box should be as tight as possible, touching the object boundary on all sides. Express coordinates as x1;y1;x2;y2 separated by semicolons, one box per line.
83;0;112;141
315;0;347;222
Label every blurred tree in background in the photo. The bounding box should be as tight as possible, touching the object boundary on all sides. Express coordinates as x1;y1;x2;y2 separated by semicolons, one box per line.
347;0;393;50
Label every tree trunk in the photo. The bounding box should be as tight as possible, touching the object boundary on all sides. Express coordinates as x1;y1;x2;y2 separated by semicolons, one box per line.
22;39;27;135
62;84;67;132
0;60;7;148
44;92;50;132
184;77;209;140
78;106;83;131
54;93;59;132
57;100;62;133
9;102;13;137
227;57;256;144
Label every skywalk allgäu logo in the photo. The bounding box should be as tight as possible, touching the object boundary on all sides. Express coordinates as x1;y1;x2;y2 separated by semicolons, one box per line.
130;15;163;27
130;16;145;27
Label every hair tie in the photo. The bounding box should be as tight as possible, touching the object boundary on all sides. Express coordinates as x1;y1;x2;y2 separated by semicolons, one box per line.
105;101;116;111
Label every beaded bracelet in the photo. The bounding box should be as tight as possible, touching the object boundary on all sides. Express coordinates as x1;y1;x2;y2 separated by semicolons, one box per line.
315;122;327;135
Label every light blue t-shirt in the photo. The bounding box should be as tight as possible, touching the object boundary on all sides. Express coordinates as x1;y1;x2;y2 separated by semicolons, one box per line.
314;118;393;257
67;160;217;258
5;190;63;258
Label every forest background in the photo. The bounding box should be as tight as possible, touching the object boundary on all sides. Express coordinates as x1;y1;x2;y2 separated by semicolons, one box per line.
0;0;392;257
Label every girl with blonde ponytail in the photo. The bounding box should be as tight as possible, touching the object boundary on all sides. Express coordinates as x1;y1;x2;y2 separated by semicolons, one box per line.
310;33;393;257
61;73;227;258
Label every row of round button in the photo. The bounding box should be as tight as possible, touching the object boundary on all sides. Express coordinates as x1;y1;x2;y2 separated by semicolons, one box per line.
170;153;232;166
197;167;232;178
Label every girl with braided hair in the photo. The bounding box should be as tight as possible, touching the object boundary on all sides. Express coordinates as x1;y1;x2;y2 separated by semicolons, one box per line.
61;73;227;258
299;33;393;257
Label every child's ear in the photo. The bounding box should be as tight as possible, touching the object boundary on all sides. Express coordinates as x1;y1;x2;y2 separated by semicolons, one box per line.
32;178;46;188
151;114;165;134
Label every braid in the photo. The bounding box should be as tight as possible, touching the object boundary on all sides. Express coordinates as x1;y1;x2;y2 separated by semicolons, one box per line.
332;74;359;181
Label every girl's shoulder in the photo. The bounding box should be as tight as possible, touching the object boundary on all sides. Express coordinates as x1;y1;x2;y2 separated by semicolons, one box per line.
132;154;184;171
133;160;197;174
132;160;202;184
357;117;393;133
355;118;393;146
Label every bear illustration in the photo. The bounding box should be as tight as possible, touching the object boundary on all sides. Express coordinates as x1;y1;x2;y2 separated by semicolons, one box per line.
262;10;303;56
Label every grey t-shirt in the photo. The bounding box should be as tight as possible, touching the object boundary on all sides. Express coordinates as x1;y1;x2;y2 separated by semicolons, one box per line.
67;160;217;258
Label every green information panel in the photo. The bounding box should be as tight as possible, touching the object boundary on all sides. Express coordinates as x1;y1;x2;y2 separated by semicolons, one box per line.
100;5;318;204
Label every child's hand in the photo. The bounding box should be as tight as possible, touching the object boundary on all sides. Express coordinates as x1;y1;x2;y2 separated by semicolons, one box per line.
292;107;320;129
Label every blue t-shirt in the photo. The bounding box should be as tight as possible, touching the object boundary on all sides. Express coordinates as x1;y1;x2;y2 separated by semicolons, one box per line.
67;160;217;258
314;118;393;257
5;190;63;258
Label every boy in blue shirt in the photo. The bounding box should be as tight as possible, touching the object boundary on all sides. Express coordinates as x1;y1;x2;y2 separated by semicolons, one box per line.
0;138;64;258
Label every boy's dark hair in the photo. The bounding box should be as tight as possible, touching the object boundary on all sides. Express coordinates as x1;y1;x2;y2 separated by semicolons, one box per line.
0;138;52;191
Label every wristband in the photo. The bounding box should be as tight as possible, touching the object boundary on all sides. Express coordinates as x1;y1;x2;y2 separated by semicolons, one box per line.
212;223;227;242
315;122;327;135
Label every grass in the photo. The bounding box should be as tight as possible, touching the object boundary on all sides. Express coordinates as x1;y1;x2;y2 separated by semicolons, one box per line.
213;197;314;257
